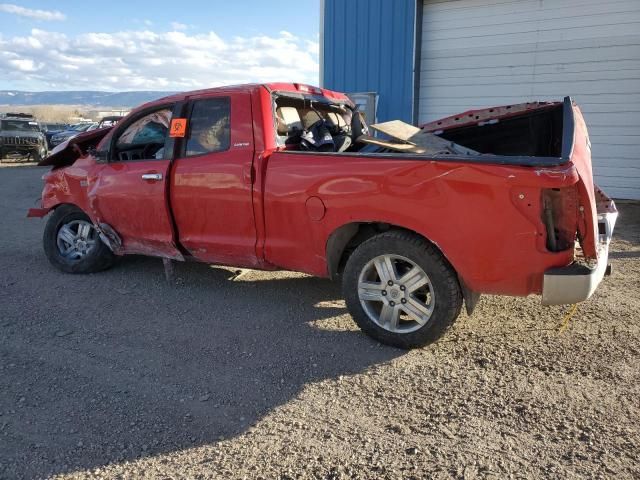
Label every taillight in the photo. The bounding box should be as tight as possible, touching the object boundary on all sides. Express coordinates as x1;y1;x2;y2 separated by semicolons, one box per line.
541;187;580;252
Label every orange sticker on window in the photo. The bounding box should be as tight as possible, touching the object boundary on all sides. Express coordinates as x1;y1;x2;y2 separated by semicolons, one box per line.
170;118;187;137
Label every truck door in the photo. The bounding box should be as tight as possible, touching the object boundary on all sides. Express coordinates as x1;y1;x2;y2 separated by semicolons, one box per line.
88;103;183;260
170;92;258;267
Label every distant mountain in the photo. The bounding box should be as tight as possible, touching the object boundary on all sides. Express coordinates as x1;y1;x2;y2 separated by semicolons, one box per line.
0;90;177;107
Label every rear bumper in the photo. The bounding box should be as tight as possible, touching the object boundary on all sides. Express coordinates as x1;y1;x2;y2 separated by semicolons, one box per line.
542;203;618;305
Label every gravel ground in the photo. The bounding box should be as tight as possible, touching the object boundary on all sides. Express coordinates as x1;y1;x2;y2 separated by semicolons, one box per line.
0;165;638;480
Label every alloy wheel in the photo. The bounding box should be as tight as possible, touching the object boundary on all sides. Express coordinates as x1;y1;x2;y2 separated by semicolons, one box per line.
56;220;97;261
357;254;435;333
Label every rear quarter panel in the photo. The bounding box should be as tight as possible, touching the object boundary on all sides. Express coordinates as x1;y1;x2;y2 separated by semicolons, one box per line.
262;152;579;296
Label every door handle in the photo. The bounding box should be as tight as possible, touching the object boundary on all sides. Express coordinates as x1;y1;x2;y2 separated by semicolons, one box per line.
141;173;163;181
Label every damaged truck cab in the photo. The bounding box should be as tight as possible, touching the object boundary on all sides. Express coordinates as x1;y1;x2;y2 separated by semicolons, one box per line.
29;83;617;348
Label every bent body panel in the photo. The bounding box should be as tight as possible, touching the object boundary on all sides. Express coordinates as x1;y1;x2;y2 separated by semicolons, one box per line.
261;152;580;296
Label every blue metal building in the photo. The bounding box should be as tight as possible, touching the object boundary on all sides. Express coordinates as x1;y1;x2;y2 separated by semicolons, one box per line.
320;0;418;124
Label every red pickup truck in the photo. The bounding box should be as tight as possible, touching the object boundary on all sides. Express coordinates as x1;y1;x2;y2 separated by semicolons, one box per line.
28;83;617;348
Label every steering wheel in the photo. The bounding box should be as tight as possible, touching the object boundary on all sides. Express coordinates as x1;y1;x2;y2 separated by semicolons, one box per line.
141;142;164;159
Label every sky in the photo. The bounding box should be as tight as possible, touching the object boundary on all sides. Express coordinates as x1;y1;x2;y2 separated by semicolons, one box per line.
0;1;320;91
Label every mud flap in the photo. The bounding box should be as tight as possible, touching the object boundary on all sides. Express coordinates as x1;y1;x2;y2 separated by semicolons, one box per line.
459;278;481;315
27;207;51;218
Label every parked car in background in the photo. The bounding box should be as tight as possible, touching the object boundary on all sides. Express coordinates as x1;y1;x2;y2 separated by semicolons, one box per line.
30;83;617;348
97;116;124;129
0;113;47;162
49;122;98;148
40;123;69;149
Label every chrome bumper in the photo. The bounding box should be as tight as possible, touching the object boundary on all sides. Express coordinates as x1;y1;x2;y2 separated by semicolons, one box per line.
542;207;618;305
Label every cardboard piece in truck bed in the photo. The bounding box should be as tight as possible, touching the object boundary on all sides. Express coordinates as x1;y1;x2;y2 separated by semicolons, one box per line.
370;120;479;156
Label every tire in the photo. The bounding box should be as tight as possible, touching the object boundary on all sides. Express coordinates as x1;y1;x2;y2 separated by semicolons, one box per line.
343;230;462;349
43;205;116;273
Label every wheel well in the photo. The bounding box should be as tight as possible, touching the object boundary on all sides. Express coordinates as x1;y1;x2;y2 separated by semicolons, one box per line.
55;203;93;220
326;222;480;315
327;222;431;279
48;202;78;214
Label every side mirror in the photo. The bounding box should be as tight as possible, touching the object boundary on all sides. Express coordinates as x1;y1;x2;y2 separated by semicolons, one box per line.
89;147;109;163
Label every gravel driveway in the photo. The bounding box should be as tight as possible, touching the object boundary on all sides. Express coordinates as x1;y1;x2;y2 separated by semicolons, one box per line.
1;165;638;479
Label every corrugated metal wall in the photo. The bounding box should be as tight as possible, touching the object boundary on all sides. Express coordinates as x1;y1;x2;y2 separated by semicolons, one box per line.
321;0;416;123
418;0;640;200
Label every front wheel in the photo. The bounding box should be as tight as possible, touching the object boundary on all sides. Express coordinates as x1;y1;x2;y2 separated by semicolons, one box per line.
343;231;462;349
29;149;42;163
43;205;115;273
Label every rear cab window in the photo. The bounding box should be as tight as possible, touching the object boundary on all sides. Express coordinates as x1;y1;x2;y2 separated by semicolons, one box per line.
272;92;365;153
184;98;231;157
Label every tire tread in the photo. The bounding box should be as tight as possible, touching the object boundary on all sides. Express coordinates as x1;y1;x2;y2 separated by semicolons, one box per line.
342;230;462;348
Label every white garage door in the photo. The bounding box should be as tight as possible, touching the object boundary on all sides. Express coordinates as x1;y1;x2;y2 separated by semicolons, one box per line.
419;0;640;199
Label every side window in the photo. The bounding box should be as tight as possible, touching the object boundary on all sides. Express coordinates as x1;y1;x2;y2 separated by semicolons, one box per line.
114;108;172;161
185;98;230;157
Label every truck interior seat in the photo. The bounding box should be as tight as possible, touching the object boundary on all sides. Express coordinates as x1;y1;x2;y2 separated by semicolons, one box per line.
276;107;303;134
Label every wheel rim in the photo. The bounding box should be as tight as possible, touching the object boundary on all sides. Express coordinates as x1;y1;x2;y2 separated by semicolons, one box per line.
56;220;97;261
357;254;435;334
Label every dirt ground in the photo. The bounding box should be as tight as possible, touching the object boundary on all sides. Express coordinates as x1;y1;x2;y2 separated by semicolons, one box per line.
1;165;638;480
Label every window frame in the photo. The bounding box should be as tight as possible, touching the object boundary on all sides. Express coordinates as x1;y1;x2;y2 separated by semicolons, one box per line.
179;96;232;159
107;102;177;163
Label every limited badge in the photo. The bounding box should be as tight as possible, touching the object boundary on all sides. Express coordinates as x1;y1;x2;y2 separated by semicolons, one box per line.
169;118;187;137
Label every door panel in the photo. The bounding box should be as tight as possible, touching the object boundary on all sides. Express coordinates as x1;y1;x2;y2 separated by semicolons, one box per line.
170;92;257;267
89;160;182;259
87;104;183;260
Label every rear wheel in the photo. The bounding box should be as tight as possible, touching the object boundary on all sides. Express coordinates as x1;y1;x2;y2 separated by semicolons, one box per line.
43;205;115;273
343;231;462;348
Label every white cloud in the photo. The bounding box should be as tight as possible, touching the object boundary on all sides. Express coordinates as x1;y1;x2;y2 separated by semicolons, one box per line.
9;58;39;72
170;22;188;31
0;3;65;21
0;28;319;91
305;40;319;56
